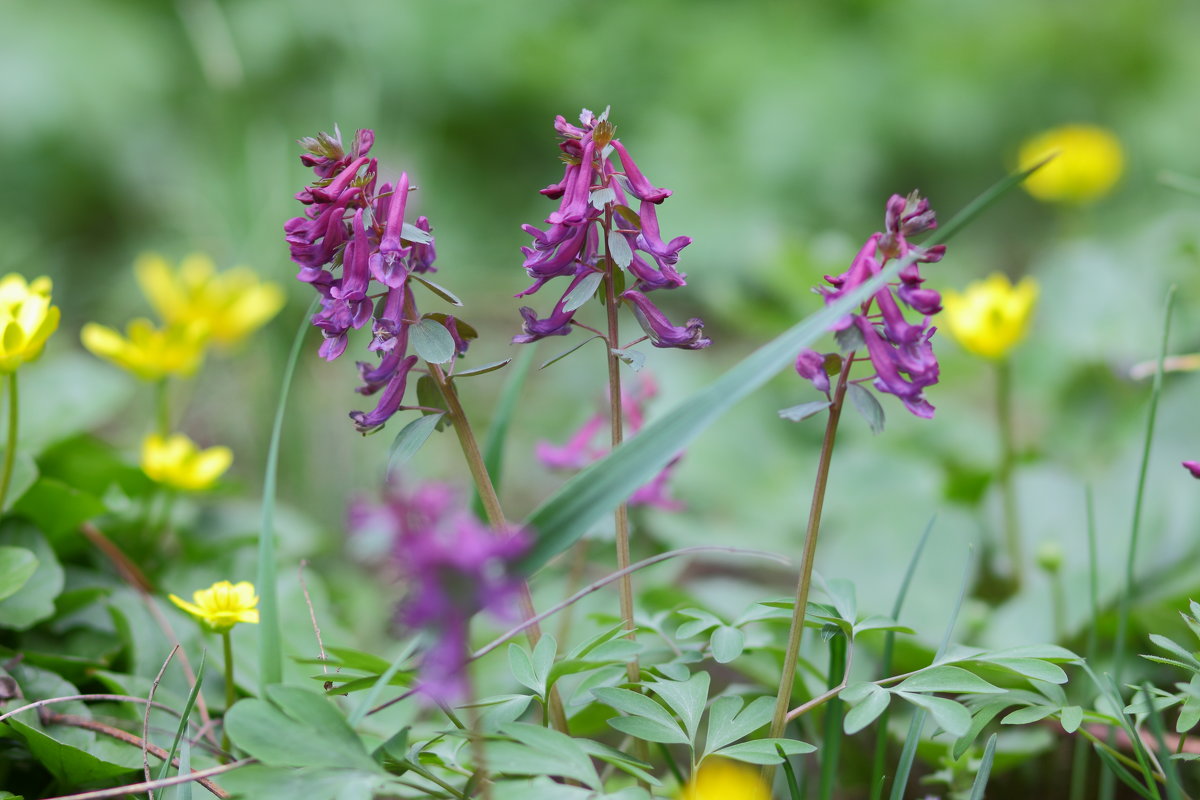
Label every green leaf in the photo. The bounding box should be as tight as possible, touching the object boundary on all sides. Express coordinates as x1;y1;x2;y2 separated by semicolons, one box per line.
710;626;745;664
896;692;971;737
834;324;865;353
563;271;604;313
539;335;604;370
0;452;37;512
966;734;997;800
472;346;535;520
10;478;105;538
703;695;775;755
846;383;885;434
894;666;1005;695
1000;705;1057;725
0;522;63;630
1060;705;1083;734
607;715;691;745
612;347;646;372
778;400;831;422
411;274;463;306
453;359;512;379
594;687;683;736
843;685;891;735
225;688;380;772
608;231;633;268
649;672;709;744
952;698;1014;760
1149;634;1200;670
0;546;37;602
411;318;456;363
499;722;601;789
576;739;661;787
5;716;140;785
712;738;816;764
823;577;857;625
386;413;444;474
400;221;434;244
508;643;540;696
157;650;207;781
517;170;1029;575
978;656;1068;684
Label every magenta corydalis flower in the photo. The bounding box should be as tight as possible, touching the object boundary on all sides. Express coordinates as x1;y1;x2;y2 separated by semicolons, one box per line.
350;480;529;704
537;375;685;511
515;108;709;350
287;126;469;433
797;191;946;419
1184;461;1200;479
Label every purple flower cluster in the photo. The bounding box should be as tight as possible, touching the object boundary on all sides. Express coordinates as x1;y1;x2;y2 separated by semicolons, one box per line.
350;480;529;703
536;374;684;510
286;128;461;432
516;109;710;351
795;192;947;418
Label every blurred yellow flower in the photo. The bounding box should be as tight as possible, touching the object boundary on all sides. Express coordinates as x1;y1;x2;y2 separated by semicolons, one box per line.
942;274;1038;360
81;319;208;380
169;580;259;633
141;433;233;491
1017;124;1123;204
0;274;60;373
135;253;285;347
680;759;771;800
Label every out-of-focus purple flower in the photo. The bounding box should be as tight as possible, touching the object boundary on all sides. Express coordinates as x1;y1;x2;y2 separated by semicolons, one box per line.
536;375;685;511
287;127;471;433
350;480;529;705
1184;461;1200;479
620;289;711;350
795;349;831;394
514;109;708;350
804;191;947;419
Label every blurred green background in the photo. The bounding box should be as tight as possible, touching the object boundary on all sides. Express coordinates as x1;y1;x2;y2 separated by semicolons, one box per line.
3;0;1200;654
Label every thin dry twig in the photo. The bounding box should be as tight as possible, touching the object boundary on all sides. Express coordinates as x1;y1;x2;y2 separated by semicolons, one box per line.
143;644;179;798
298;559;331;688
0;694;196;725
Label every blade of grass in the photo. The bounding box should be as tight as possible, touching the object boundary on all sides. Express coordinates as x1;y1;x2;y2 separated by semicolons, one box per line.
966;733;998;800
1142;683;1183;800
348;637;421;726
777;742;803;800
471;345;535;520
519;167;1042;574
869;517;936;800
1069;486;1100;800
156;650;207;782
889;545;975;800
818;633;847;800
256;297;319;693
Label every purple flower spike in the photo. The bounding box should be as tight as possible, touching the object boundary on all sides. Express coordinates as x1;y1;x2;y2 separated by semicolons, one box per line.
799;190;947;419
1184;461;1200;479
350;480;529;705
621;289;711;350
516;109;708;353
289;127;471;433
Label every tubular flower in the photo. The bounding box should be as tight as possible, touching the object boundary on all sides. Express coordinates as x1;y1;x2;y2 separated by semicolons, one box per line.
169;580;259;633
135;253;285;347
0;274;60;373
1184;461;1200;479
349;481;529;704
141;433;233;491
1018;124;1123;204
681;758;771;800
515;108;709;349
536;375;685;511
941;274;1038;360
798;191;946;418
81;319;208;381
286;127;468;433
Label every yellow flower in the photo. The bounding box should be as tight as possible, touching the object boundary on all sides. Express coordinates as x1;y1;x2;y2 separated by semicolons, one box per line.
0;274;60;373
81;319;209;381
681;759;771;800
941;274;1038;360
1017;124;1123;204
169;580;259;633
135;253;285;347
141;433;233;491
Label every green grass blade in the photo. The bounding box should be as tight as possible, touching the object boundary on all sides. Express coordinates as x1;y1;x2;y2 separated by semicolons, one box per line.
1142;683;1183;800
966;734;998;800
777;741;803;800
156;649;207;781
869;517;936;800
348;636;421;726
1114;286;1175;683
519;169;1036;574
170;736;192;800
1069;486;1100;800
257;298;318;693
471;345;536;519
818;633;848;800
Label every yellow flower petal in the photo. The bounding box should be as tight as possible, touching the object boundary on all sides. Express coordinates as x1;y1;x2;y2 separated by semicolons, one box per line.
169;580;259;633
141;433;233;491
681;759;771;800
0;273;59;373
942;274;1039;360
1018;124;1123;204
82;318;208;381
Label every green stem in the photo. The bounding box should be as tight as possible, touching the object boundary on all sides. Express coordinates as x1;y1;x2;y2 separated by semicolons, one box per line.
766;352;855;761
155;378;171;436
0;372;18;512
1069;486;1099;800
995;358;1021;587
221;631;235;759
